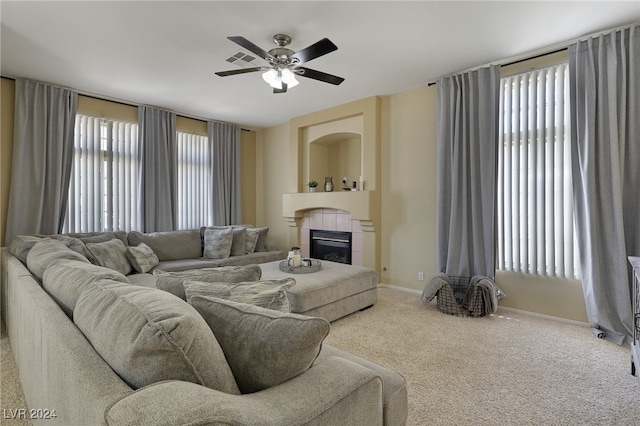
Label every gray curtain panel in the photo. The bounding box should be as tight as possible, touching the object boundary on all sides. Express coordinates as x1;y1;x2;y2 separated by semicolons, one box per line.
209;121;242;226
569;24;639;345
138;106;177;232
4;79;77;245
436;65;500;279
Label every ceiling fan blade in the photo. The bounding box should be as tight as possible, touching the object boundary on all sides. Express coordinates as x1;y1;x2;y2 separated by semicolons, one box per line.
227;36;275;62
291;38;338;64
273;83;288;94
297;67;345;85
215;67;262;77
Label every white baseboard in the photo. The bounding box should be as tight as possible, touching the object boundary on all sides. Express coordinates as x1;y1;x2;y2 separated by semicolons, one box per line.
377;283;589;327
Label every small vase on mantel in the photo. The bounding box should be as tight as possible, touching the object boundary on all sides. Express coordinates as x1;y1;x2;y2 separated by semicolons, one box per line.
324;177;334;192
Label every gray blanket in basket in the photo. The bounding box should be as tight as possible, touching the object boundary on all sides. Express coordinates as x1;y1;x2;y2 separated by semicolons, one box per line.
420;273;449;304
421;273;505;315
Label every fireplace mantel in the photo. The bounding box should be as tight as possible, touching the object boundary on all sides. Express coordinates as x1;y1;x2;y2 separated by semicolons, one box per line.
282;191;376;229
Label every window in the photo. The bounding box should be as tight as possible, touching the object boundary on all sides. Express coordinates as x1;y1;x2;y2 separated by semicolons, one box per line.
64;115;139;233
176;131;212;229
497;63;580;279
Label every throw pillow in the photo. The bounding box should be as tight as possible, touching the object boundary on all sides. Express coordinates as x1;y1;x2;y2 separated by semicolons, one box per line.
252;227;270;252
86;239;133;276
183;278;296;312
74;280;240;394
244;228;261;253
9;235;45;264
203;227;233;259
154;264;262;300
42;259;130;318
126;242;159;273
26;238;90;280
54;235;92;259
189;296;330;394
212;226;248;257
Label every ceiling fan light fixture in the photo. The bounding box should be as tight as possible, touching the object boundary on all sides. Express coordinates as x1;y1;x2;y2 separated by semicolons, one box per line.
262;68;278;84
281;68;299;88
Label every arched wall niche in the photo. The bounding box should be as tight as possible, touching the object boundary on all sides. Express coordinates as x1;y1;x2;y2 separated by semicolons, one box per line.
307;130;363;190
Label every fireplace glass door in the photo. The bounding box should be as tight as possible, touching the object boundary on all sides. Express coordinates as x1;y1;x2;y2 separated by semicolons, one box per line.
310;230;352;264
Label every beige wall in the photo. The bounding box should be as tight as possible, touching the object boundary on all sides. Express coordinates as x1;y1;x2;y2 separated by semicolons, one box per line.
255;124;290;251
256;84;588;323
240;130;257;226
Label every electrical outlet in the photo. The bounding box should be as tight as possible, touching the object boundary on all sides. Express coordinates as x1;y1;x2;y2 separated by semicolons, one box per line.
418;272;424;281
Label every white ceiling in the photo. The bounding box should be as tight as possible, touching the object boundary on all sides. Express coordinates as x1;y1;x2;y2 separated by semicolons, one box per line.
2;1;639;129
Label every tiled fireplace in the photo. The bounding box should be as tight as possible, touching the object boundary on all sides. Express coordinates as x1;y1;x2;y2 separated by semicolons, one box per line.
300;209;363;266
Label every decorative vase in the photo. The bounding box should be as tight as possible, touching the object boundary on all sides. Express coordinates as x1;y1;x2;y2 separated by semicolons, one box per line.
324;177;334;192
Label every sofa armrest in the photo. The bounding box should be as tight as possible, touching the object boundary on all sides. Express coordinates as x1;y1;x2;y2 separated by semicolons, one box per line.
106;356;383;426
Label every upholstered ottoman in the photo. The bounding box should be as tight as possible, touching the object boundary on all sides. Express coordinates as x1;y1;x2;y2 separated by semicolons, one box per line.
260;260;378;322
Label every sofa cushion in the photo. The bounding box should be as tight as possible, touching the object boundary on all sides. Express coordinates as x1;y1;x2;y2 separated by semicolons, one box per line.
184;277;296;312
67;231;128;246
26;238;90;280
126;243;159;273
42;259;130;317
74;281;240;394
86;239;133;276
128;230;202;261
203;227;233;259
154;264;262;300
189;296;330;394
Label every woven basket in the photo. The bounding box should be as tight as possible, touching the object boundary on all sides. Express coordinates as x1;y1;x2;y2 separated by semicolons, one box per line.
436;276;486;317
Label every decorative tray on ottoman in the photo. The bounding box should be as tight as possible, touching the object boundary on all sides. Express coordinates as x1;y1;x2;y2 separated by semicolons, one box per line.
279;259;322;274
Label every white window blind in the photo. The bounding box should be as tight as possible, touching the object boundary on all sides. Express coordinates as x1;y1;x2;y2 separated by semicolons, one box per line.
177;131;212;229
497;63;579;279
64;115;139;233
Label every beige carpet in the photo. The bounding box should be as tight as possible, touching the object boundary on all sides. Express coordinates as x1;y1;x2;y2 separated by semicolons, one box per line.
2;287;639;426
325;287;640;426
1;319;31;426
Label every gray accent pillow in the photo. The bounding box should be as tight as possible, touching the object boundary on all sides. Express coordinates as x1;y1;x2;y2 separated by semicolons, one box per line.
230;227;247;256
86;239;133;276
74;280;240;394
252;227;270;252
154;264;262;300
203;227;233;259
184;278;296;312
244;228;261;253
54;235;92;259
43;259;130;318
26;238;91;280
126;242;159;273
127;230;202;261
9;235;45;263
189;296;330;394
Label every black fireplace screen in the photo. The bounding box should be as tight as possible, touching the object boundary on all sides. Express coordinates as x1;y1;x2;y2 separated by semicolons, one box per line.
310;230;352;265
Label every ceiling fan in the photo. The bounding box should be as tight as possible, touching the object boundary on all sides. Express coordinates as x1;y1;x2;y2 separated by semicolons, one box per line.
215;34;345;93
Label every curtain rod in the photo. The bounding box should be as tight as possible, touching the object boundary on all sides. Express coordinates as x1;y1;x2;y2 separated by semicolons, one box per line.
426;21;638;87
426;47;568;87
0;75;251;132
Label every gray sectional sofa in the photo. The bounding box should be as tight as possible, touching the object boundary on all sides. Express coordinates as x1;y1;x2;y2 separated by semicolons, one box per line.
1;229;408;425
